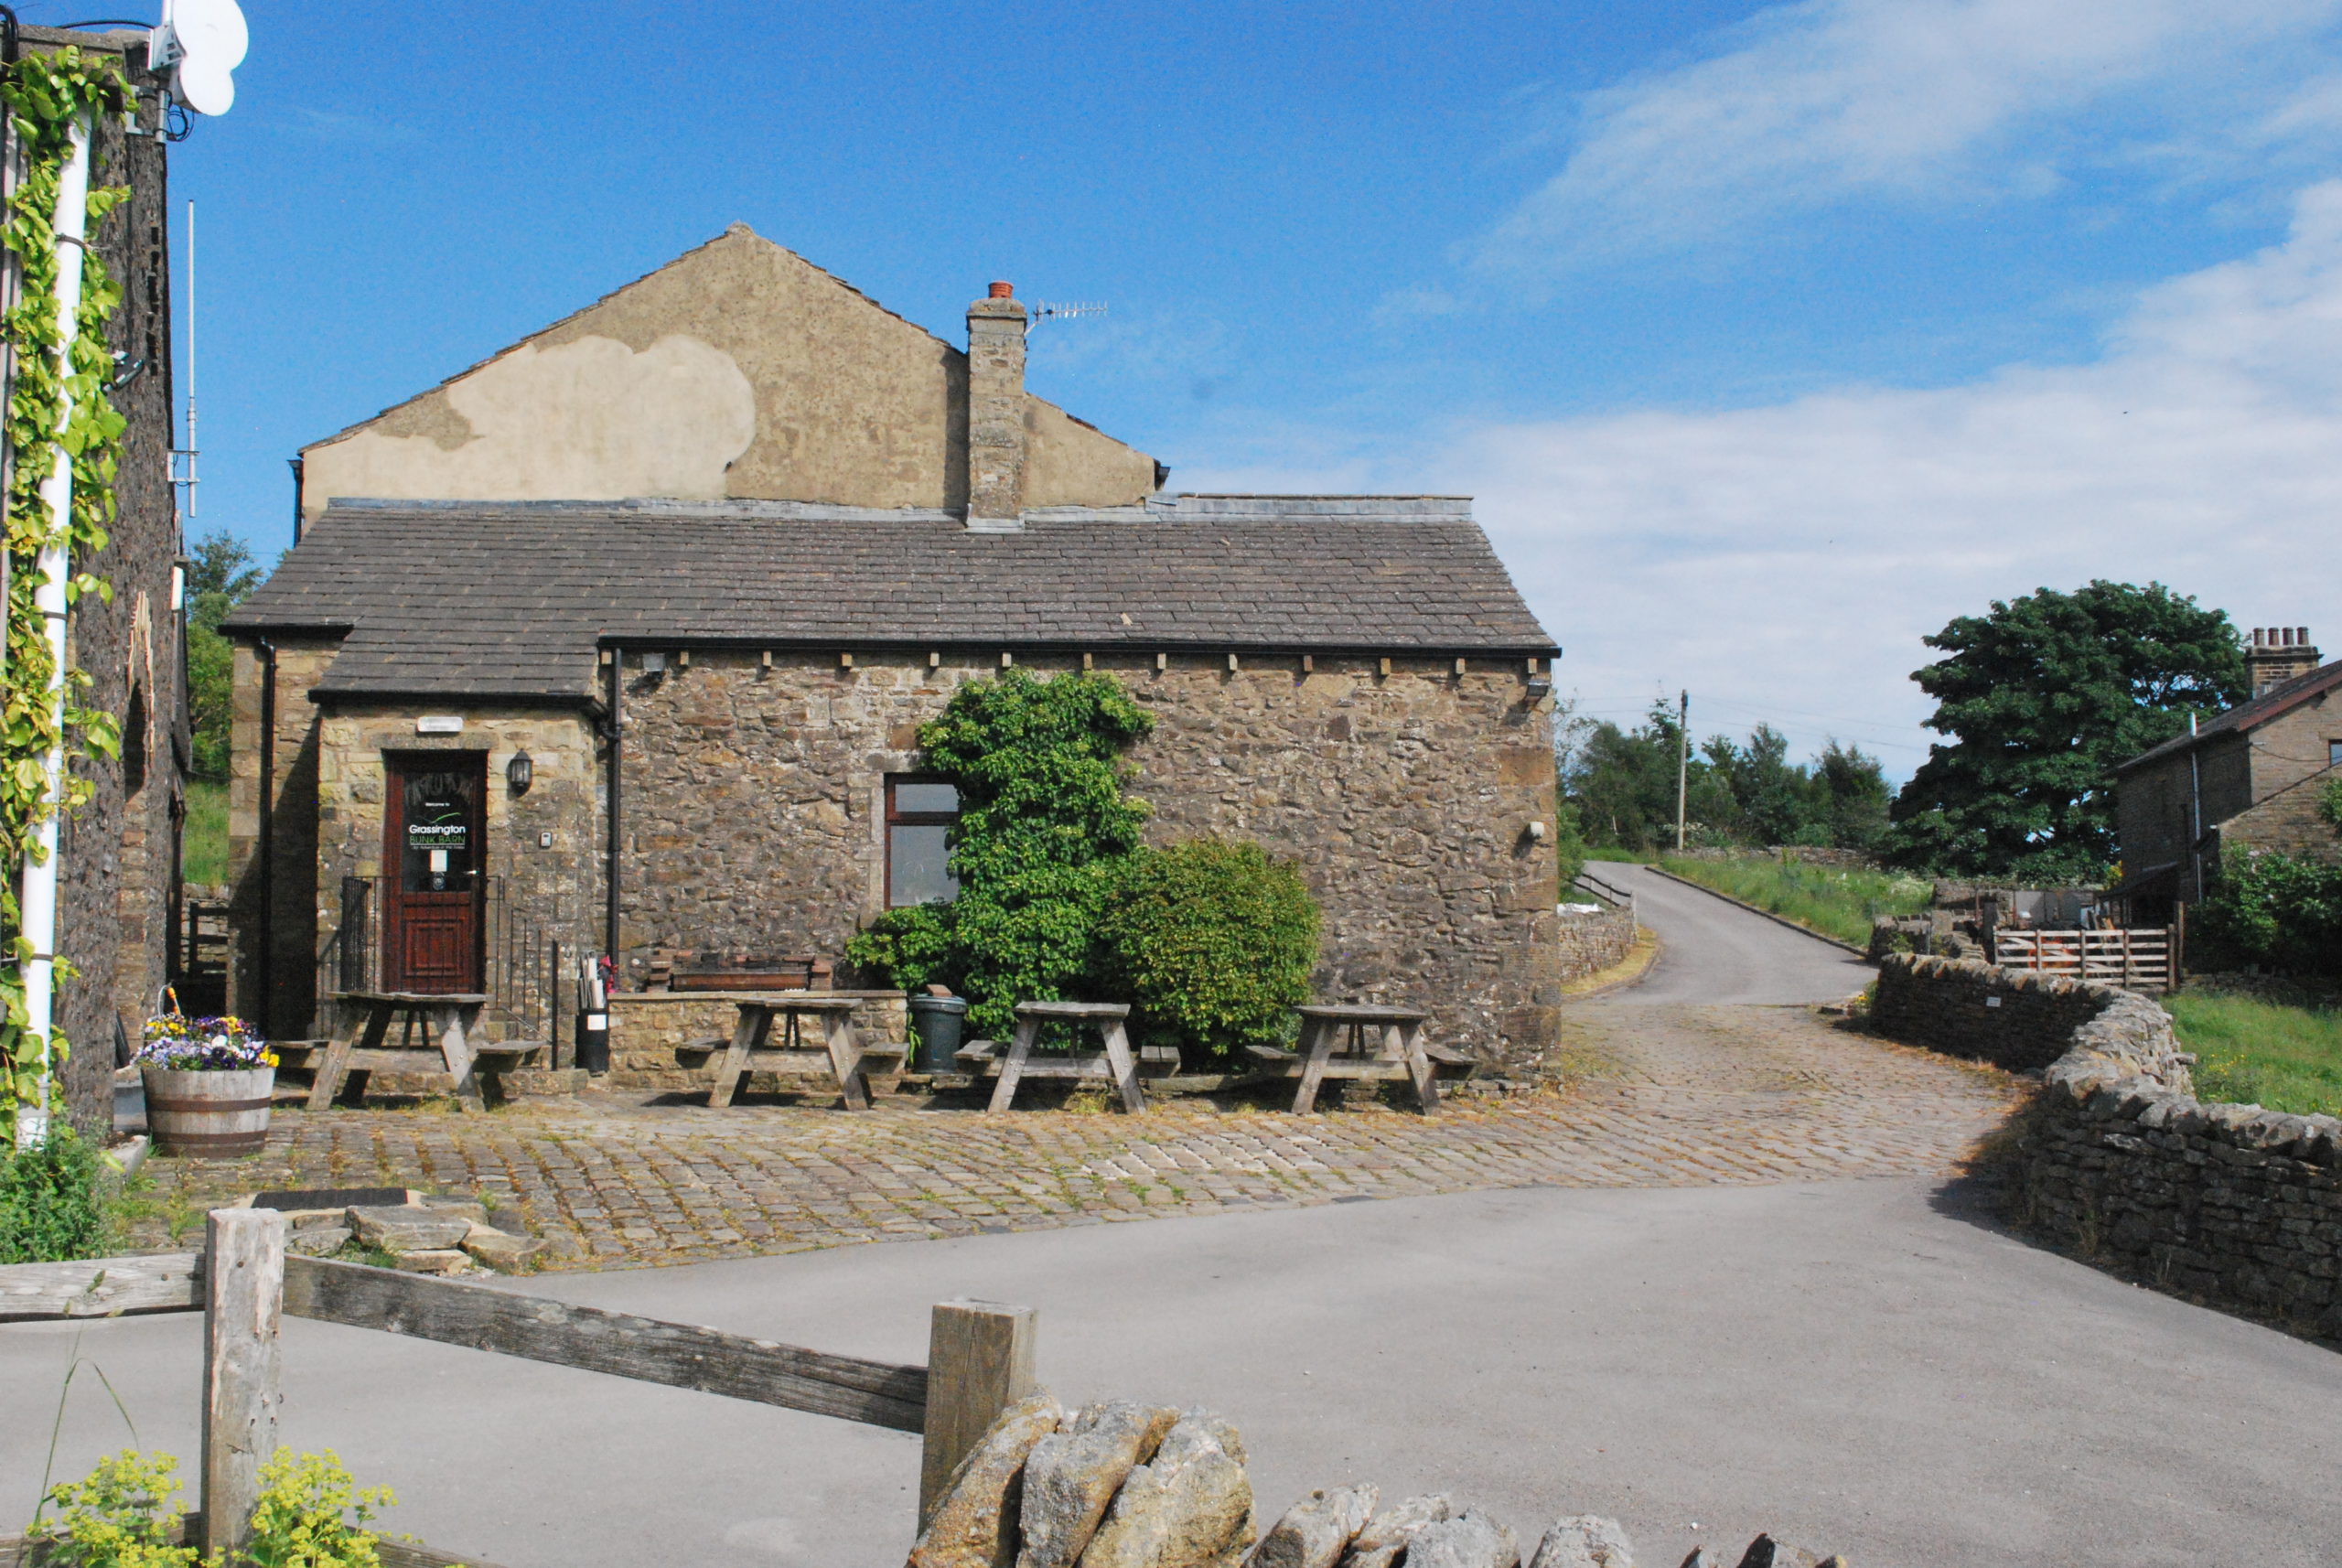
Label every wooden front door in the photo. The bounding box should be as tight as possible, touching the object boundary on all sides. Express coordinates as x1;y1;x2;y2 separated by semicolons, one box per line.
381;752;486;993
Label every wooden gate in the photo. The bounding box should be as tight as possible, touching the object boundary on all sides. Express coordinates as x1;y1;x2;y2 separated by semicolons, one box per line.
1993;927;2178;992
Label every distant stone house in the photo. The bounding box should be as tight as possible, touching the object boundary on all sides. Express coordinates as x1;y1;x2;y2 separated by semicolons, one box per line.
223;228;1564;1069
2115;627;2341;913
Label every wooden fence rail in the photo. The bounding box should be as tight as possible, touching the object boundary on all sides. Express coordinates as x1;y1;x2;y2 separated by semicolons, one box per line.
0;1209;1036;1562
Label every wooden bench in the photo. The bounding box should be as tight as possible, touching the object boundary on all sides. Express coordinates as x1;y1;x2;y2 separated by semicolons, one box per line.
705;996;894;1110
1245;1004;1455;1113
954;1039;1179;1079
988;1002;1145;1113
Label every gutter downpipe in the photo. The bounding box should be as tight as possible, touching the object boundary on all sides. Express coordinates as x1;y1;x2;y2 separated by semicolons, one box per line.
2187;713;2202;907
256;639;276;1036
604;649;621;975
16;118;91;1148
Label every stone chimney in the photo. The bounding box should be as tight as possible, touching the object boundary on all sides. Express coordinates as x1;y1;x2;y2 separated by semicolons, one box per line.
2247;625;2320;696
965;281;1028;530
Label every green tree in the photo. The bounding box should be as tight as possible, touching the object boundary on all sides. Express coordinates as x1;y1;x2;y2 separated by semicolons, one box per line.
1563;702;1887;854
184;529;264;779
1813;740;1890;852
1885;581;2245;880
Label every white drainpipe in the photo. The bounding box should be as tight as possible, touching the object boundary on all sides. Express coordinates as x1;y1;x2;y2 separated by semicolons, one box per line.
16;118;92;1149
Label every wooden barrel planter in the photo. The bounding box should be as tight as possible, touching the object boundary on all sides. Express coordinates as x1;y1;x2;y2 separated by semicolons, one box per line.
142;1066;275;1157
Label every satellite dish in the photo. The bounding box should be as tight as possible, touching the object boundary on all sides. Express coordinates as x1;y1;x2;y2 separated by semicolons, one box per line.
154;0;248;117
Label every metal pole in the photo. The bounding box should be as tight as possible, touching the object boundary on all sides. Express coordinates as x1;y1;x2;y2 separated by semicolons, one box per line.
17;117;92;1147
1673;689;1689;854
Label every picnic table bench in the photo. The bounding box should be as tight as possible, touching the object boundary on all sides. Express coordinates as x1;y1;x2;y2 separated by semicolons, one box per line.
980;1002;1146;1113
1243;1004;1471;1113
307;993;545;1112
697;995;905;1110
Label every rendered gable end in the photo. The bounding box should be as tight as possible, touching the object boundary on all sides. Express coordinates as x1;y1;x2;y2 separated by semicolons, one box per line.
299;225;1157;517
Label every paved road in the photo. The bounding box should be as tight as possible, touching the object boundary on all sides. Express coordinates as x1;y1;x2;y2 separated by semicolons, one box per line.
1582;863;1874;1004
9;1178;2336;1568
18;865;2320;1565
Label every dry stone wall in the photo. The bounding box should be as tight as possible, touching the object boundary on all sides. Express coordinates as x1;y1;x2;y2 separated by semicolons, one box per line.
615;650;1563;1070
1875;954;2342;1337
912;1392;1856;1568
1553;903;1634;982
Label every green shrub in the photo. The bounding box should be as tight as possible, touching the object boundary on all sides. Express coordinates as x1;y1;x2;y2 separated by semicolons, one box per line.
845;904;957;994
1550;798;1588;894
1098;840;1320;1065
27;1449;198;1568
0;1123;107;1263
239;1447;395;1568
2192;851;2342;978
29;1447;394;1568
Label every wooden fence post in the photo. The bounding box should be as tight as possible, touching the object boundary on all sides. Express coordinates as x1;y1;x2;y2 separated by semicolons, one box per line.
201;1207;285;1560
919;1299;1036;1528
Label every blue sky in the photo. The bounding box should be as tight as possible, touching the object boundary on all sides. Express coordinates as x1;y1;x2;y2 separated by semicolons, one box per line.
63;0;2342;772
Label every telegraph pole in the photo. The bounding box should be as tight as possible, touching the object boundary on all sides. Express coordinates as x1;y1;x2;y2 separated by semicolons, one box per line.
1673;689;1689;854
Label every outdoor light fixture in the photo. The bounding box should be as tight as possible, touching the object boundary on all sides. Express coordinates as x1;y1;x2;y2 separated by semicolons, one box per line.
507;750;533;795
1525;672;1553;700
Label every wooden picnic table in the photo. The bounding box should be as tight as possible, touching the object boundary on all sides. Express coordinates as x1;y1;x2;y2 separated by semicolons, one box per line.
704;995;894;1110
986;1001;1144;1114
1247;1004;1451;1114
308;992;515;1112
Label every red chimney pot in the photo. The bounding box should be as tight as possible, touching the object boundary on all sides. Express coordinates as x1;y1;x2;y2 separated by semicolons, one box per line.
989;281;1014;298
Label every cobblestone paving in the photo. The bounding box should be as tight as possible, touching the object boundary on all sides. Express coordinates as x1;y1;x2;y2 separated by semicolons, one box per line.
123;1004;2026;1269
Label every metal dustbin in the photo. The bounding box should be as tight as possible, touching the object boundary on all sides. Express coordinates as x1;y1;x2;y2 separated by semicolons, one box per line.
907;994;968;1076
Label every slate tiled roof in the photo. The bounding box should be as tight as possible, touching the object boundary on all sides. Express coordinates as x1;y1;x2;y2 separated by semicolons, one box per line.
222;497;1558;703
2119;657;2342;772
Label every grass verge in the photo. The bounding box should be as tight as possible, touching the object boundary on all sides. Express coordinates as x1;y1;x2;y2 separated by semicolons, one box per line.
2165;987;2342;1118
183;778;228;886
1656;854;1929;948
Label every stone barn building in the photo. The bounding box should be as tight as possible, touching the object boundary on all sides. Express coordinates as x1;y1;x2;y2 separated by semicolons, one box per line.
10;27;191;1133
223;228;1564;1072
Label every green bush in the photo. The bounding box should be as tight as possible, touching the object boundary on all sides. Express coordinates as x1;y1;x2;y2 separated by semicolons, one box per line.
1098;840;1320;1065
0;1123;107;1262
845;904;957;995
29;1447;394;1568
2192;851;2342;978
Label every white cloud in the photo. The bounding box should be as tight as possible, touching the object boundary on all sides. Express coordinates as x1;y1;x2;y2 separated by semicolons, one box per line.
1478;0;2342;270
1435;182;2342;770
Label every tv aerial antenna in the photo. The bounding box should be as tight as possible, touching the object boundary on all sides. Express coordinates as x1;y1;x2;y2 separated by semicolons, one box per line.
149;0;249;117
1028;300;1107;334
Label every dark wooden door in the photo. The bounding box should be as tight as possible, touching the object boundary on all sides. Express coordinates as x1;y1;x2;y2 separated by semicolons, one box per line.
381;752;486;993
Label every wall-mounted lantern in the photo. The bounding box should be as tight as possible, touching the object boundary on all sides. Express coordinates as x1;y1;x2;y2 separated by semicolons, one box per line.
507;750;533;795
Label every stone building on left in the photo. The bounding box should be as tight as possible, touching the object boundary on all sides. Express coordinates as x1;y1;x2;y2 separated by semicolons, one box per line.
12;28;188;1133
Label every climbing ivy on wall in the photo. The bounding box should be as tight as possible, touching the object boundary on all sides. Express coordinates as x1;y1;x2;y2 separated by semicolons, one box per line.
0;48;132;1138
846;670;1155;1036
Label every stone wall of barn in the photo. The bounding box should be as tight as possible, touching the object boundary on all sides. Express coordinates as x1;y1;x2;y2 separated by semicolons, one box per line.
612;650;1564;1069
